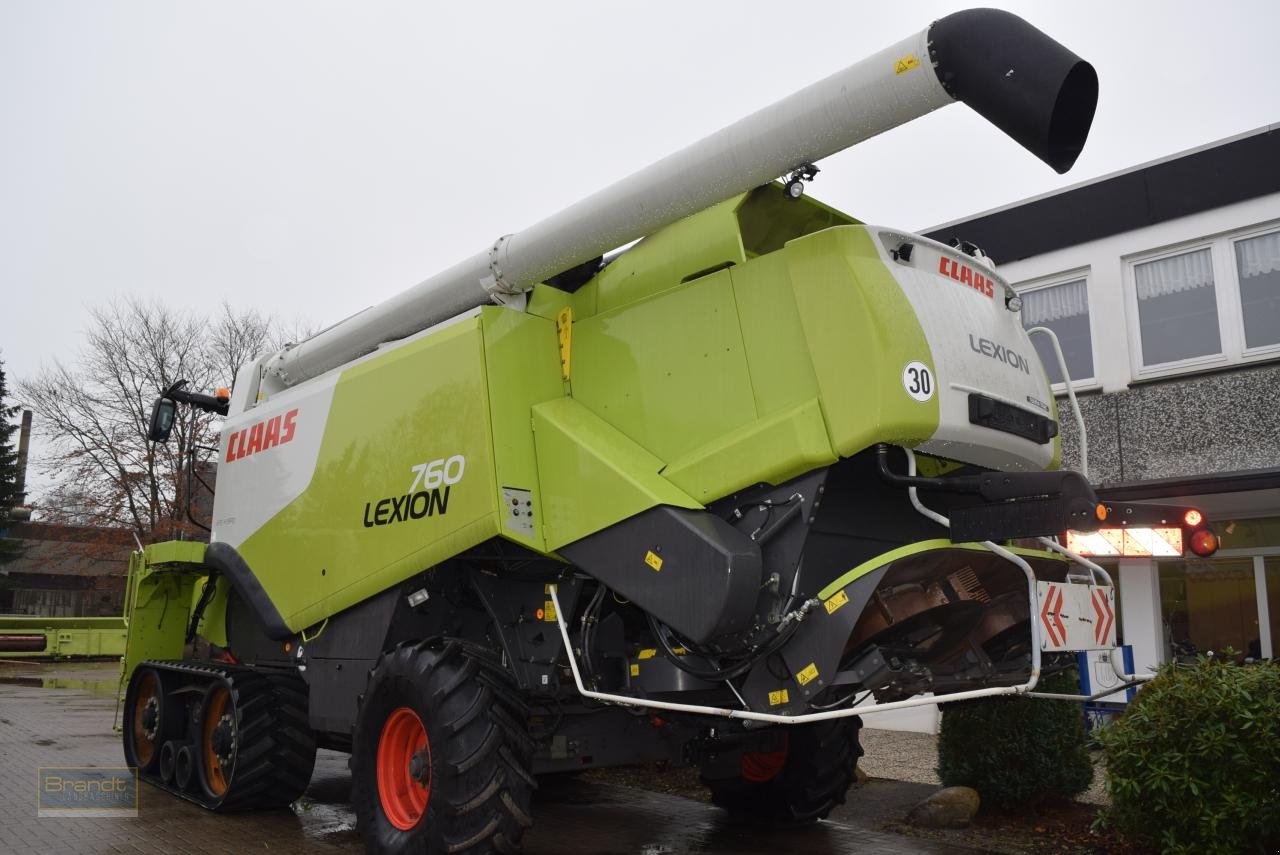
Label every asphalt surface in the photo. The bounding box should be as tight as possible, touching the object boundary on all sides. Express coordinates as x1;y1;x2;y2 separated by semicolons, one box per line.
0;660;982;854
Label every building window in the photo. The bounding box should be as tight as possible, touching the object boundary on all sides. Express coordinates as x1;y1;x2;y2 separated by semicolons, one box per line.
1019;277;1094;386
1134;247;1222;366
1233;230;1280;350
1126;222;1280;380
1159;557;1260;662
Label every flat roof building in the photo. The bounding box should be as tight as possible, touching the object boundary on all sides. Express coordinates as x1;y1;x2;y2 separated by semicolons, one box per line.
926;124;1280;682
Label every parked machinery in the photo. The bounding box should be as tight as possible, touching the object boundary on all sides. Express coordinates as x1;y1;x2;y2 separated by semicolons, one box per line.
120;10;1216;853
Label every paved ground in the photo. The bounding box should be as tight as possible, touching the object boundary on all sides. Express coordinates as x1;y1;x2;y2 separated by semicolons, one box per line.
0;660;985;854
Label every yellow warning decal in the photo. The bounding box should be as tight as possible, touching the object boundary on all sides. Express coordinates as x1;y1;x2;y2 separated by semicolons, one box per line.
645;550;663;571
543;600;557;622
796;663;819;686
894;54;920;75
637;648;657;660
824;590;850;615
768;689;790;706
630;663;640;677
556;307;573;380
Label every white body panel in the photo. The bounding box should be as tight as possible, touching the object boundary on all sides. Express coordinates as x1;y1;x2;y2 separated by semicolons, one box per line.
871;228;1057;472
211;374;339;549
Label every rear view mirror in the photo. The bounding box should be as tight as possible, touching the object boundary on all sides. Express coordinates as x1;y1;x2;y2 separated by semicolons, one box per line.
148;397;176;443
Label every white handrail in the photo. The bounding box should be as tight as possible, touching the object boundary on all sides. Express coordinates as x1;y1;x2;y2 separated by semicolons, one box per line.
902;448;1042;691
548;585;1036;724
1027;325;1088;481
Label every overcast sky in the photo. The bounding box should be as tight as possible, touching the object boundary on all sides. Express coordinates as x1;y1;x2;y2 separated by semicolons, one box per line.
2;0;1278;495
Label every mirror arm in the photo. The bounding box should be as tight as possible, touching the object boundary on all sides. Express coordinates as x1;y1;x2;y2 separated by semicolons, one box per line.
168;387;230;417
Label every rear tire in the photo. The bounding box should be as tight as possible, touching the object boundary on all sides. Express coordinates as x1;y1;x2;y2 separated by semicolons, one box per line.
701;717;864;824
351;639;536;854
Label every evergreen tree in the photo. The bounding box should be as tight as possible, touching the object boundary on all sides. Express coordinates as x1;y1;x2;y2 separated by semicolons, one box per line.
0;359;25;563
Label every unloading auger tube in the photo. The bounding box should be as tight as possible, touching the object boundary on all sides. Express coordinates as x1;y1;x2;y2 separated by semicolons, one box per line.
264;8;1097;389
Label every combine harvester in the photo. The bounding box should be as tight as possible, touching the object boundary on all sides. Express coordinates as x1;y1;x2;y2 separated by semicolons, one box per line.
121;9;1217;852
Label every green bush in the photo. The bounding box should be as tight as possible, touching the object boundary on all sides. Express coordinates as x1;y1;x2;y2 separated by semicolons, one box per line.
1098;656;1280;854
937;667;1093;810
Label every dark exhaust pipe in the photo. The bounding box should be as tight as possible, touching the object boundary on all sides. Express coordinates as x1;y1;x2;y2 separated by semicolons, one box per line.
929;9;1099;173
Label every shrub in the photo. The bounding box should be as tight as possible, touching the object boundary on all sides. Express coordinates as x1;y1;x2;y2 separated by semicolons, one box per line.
937;667;1093;810
1098;655;1280;854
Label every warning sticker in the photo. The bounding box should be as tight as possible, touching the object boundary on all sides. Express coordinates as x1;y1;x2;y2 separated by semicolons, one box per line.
637;648;657;660
824;590;849;614
630;663;640;677
542;600;557;622
768;689;790;706
795;663;820;686
645;550;663;571
894;54;921;74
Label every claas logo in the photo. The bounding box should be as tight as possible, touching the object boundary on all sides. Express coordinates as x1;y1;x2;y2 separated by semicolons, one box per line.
225;409;298;463
938;256;995;298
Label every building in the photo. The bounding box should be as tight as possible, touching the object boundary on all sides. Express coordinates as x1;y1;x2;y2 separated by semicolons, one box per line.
0;521;132;616
925;123;1280;682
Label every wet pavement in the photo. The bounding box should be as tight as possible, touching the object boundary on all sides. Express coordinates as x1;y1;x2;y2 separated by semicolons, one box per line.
0;660;982;854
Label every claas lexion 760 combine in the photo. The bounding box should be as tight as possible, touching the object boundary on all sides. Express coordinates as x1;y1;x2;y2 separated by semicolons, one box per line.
121;10;1216;853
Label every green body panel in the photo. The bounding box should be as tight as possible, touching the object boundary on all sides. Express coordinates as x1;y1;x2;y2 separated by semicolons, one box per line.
662;397;834;502
532;396;699;551
590;197;746;315
118;545;205;701
237;320;500;631
785;226;940;457
480;306;565;553
728;249;823;417
571;267;759;463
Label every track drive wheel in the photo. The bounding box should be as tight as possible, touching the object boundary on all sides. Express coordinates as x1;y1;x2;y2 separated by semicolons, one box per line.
351;639;536;854
123;666;174;772
193;669;317;809
701;716;864;824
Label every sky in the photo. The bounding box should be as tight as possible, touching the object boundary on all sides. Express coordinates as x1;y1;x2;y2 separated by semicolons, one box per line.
2;0;1279;498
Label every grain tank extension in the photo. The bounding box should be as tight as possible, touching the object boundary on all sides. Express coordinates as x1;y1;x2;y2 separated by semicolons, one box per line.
120;10;1216;853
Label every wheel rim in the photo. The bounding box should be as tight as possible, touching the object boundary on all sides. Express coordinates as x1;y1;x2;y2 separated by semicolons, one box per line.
130;670;162;767
201;685;234;797
741;733;789;783
377;706;431;831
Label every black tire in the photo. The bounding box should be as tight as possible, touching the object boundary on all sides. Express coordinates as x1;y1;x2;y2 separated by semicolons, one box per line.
351;639;536;854
701;717;864;824
195;668;317;810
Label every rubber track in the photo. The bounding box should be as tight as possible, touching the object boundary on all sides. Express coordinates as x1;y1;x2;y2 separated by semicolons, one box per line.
131;660;316;812
704;716;865;824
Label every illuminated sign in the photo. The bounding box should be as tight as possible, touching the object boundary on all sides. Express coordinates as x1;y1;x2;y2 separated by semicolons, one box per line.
1066;527;1183;557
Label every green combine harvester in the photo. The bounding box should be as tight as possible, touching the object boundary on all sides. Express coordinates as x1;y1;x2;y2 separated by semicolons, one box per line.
119;9;1217;853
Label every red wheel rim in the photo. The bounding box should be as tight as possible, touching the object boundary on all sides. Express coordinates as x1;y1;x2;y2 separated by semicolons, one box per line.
741;733;789;783
377;706;430;831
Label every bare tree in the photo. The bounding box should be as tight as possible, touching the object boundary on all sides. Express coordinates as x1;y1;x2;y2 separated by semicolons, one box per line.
19;297;308;541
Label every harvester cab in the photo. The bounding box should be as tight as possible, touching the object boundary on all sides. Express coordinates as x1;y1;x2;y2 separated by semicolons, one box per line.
121;9;1216;852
